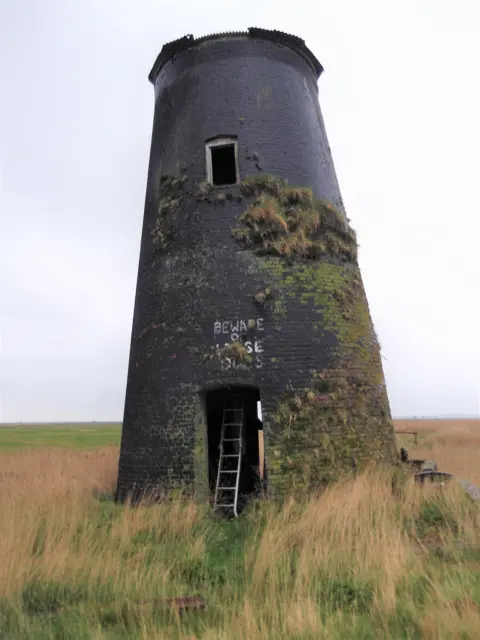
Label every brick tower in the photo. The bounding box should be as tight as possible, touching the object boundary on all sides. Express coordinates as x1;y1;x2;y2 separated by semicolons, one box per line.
116;28;398;508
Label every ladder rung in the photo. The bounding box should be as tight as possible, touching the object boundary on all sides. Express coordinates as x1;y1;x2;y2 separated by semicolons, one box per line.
214;401;244;517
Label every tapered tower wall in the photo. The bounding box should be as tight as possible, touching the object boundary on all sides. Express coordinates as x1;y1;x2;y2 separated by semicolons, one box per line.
116;29;397;502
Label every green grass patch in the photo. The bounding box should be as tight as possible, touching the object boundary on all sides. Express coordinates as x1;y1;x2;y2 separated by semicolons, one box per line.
0;424;121;451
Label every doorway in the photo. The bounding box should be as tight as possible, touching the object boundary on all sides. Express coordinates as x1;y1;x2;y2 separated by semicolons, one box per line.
204;386;264;511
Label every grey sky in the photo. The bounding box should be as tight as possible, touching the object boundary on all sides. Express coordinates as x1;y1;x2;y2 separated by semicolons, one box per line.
1;0;479;422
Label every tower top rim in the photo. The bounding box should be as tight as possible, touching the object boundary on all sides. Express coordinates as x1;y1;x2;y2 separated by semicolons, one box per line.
148;27;324;85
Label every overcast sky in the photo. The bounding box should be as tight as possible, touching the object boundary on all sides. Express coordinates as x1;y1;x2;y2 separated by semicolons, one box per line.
1;0;479;422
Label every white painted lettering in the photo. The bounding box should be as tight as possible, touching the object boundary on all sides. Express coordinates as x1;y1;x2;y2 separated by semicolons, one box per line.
254;340;264;353
211;319;267;371
213;318;265;335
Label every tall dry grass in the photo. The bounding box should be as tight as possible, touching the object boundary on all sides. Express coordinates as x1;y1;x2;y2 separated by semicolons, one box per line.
0;428;479;638
0;447;118;597
0;447;204;601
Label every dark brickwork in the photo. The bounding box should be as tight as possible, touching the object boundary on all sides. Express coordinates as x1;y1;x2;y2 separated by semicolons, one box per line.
116;29;398;503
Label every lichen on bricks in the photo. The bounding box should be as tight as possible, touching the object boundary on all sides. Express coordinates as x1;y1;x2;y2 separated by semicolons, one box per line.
151;172;188;250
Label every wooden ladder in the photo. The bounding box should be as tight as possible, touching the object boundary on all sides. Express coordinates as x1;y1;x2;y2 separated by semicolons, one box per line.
213;397;244;517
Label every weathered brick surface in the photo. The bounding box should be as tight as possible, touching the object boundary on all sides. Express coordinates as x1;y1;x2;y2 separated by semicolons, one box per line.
116;30;397;503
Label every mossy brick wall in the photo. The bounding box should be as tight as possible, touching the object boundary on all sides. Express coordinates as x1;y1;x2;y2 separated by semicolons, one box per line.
254;255;397;494
116;32;398;503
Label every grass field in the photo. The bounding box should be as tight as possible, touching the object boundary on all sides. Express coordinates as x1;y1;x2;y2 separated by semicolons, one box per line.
0;423;121;451
0;420;479;638
394;419;480;485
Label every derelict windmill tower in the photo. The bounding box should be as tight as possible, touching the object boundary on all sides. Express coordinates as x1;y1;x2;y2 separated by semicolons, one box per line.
116;28;398;514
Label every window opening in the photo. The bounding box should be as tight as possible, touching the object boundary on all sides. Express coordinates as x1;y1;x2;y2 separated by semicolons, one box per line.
206;137;238;186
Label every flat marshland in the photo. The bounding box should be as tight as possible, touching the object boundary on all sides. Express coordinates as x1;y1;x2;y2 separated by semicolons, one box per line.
0;421;479;638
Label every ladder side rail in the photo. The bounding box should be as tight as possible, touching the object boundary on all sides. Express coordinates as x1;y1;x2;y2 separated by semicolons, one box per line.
232;406;245;517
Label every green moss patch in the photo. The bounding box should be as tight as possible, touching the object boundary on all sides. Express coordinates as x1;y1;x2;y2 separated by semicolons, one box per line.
268;361;395;494
261;259;396;494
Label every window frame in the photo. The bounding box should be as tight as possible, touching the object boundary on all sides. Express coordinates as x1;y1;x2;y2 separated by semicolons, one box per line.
205;136;239;186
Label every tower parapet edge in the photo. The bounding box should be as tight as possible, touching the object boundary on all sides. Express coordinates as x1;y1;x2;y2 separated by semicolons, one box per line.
148;27;324;84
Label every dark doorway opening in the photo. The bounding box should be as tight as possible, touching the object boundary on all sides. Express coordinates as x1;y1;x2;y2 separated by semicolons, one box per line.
210;143;237;186
204;386;264;513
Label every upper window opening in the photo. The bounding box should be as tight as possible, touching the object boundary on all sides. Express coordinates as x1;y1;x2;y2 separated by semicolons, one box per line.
206;137;238;186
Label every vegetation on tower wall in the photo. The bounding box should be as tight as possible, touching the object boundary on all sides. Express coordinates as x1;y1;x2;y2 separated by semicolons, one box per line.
151;172;188;251
202;341;254;368
142;171;397;501
233;174;357;262
232;174;397;497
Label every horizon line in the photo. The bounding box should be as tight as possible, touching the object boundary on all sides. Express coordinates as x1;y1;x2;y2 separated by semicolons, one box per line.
1;415;480;426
